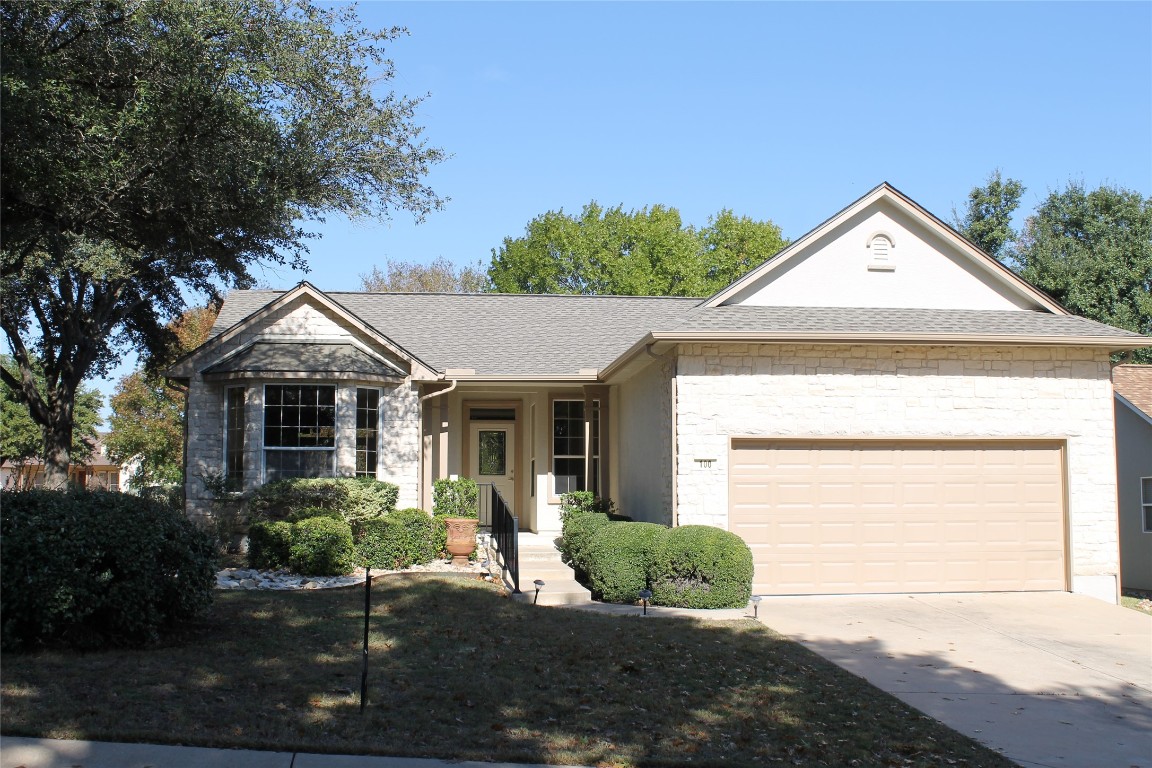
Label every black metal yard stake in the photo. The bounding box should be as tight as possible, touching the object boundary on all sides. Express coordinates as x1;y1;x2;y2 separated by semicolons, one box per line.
360;567;371;714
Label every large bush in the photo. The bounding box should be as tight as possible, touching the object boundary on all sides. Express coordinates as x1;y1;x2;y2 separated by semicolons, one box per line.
560;512;611;575
649;525;753;609
246;520;293;570
289;516;356;576
586;522;668;603
358;508;437;569
1;489;217;650
432;477;478;518
248;478;398;531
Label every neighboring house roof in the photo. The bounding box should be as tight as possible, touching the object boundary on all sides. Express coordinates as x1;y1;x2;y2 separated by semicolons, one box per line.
0;436;120;470
1114;364;1152;421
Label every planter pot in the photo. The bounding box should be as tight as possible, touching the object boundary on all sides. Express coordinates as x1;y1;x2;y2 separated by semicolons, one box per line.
444;517;479;566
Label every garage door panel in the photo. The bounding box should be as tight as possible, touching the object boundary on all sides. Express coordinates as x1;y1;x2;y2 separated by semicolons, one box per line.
729;440;1066;595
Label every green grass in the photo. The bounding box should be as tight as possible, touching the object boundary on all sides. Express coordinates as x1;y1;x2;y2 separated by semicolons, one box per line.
1;574;1015;767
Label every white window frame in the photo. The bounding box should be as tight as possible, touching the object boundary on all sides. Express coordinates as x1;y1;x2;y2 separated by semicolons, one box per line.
261;383;337;483
355;386;383;479
550;398;585;499
1142;476;1152;533
224;386;246;492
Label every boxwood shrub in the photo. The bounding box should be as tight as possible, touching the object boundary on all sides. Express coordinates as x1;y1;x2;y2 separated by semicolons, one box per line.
560;512;611;575
289;516;356;576
649;525;753;609
358;508;437;569
248;478;399;531
586;522;668;602
0;489;217;650
246;520;293;570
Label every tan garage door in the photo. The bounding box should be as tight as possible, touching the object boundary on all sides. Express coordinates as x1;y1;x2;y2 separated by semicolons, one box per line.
729;440;1066;595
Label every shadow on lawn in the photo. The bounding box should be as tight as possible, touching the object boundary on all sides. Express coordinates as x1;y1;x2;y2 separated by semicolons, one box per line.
1;574;1026;767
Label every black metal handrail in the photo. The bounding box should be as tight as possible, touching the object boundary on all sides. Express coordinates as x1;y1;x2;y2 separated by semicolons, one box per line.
486;484;519;594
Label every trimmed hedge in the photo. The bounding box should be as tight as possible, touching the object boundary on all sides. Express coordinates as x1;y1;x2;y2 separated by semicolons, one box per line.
560;512;611;575
1;489;217;650
289;516;356;576
248;478;399;531
558;491;617;523
358;508;437;569
246;520;293;570
649;525;753;609
432;477;478;518
586;522;668;602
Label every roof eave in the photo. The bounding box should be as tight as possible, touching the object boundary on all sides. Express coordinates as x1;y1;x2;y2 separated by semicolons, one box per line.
648;330;1148;349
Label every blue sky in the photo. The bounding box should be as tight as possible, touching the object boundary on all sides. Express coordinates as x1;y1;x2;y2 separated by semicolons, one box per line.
252;0;1152;291
92;1;1151;409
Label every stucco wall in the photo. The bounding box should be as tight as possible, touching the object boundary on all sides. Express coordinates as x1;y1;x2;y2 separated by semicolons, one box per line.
616;356;674;524
728;201;1036;311
674;343;1119;593
1115;401;1152;590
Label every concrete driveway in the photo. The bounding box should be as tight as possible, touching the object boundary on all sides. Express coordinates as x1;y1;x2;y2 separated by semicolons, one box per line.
759;592;1151;768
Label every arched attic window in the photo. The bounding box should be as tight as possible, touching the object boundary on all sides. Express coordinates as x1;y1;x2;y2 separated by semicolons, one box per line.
867;233;896;271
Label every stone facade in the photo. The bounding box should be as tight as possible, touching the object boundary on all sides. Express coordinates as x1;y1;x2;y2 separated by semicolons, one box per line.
673;343;1119;589
181;299;422;524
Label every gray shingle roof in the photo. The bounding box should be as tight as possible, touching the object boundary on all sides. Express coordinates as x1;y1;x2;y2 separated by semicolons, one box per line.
672;305;1146;339
210;290;1148;376
212;291;701;376
202;342;401;379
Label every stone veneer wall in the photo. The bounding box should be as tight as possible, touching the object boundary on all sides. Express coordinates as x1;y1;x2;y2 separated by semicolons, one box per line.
183;300;422;524
673;343;1119;587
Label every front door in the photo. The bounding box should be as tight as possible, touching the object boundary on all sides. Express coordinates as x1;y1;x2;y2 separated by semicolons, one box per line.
469;422;516;510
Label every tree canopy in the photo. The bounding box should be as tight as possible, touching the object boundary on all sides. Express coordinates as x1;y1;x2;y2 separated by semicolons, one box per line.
0;0;444;485
958;173;1151;361
954;170;1026;260
361;257;489;293
488;202;787;296
105;306;218;488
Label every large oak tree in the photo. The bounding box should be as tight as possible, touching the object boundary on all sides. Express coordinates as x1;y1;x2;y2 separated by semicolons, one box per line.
1;0;444;486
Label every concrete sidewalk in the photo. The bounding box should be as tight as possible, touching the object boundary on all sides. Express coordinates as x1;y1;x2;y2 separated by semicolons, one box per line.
757;592;1152;768
0;737;588;768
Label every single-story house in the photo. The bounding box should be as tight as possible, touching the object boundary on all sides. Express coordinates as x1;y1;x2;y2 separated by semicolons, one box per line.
170;183;1149;602
1112;364;1152;591
1;435;127;492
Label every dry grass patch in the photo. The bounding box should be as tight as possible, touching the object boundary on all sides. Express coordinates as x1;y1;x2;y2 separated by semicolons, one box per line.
2;573;1015;767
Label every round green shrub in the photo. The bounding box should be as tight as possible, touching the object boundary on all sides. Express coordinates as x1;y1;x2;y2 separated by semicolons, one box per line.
357;508;436;569
246;520;293;570
248;478;398;530
586;522;669;603
560;512;611;575
649;525;753;609
289;516;355;576
1;489;217;650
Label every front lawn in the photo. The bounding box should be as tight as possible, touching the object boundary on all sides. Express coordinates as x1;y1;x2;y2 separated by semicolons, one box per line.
1;574;1014;767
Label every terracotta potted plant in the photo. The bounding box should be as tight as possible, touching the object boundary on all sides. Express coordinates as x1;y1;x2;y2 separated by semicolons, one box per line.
434;477;479;565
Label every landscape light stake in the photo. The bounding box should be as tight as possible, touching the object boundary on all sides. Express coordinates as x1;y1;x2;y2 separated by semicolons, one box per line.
750;594;762;620
533;579;545;605
639;589;652;616
360;567;371;714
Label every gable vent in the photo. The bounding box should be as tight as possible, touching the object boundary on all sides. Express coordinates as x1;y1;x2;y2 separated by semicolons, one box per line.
867;234;895;271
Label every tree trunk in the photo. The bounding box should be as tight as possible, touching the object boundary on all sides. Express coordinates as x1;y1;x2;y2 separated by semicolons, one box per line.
40;403;75;490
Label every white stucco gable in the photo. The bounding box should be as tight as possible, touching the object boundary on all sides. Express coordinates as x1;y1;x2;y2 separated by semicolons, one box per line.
708;183;1066;313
